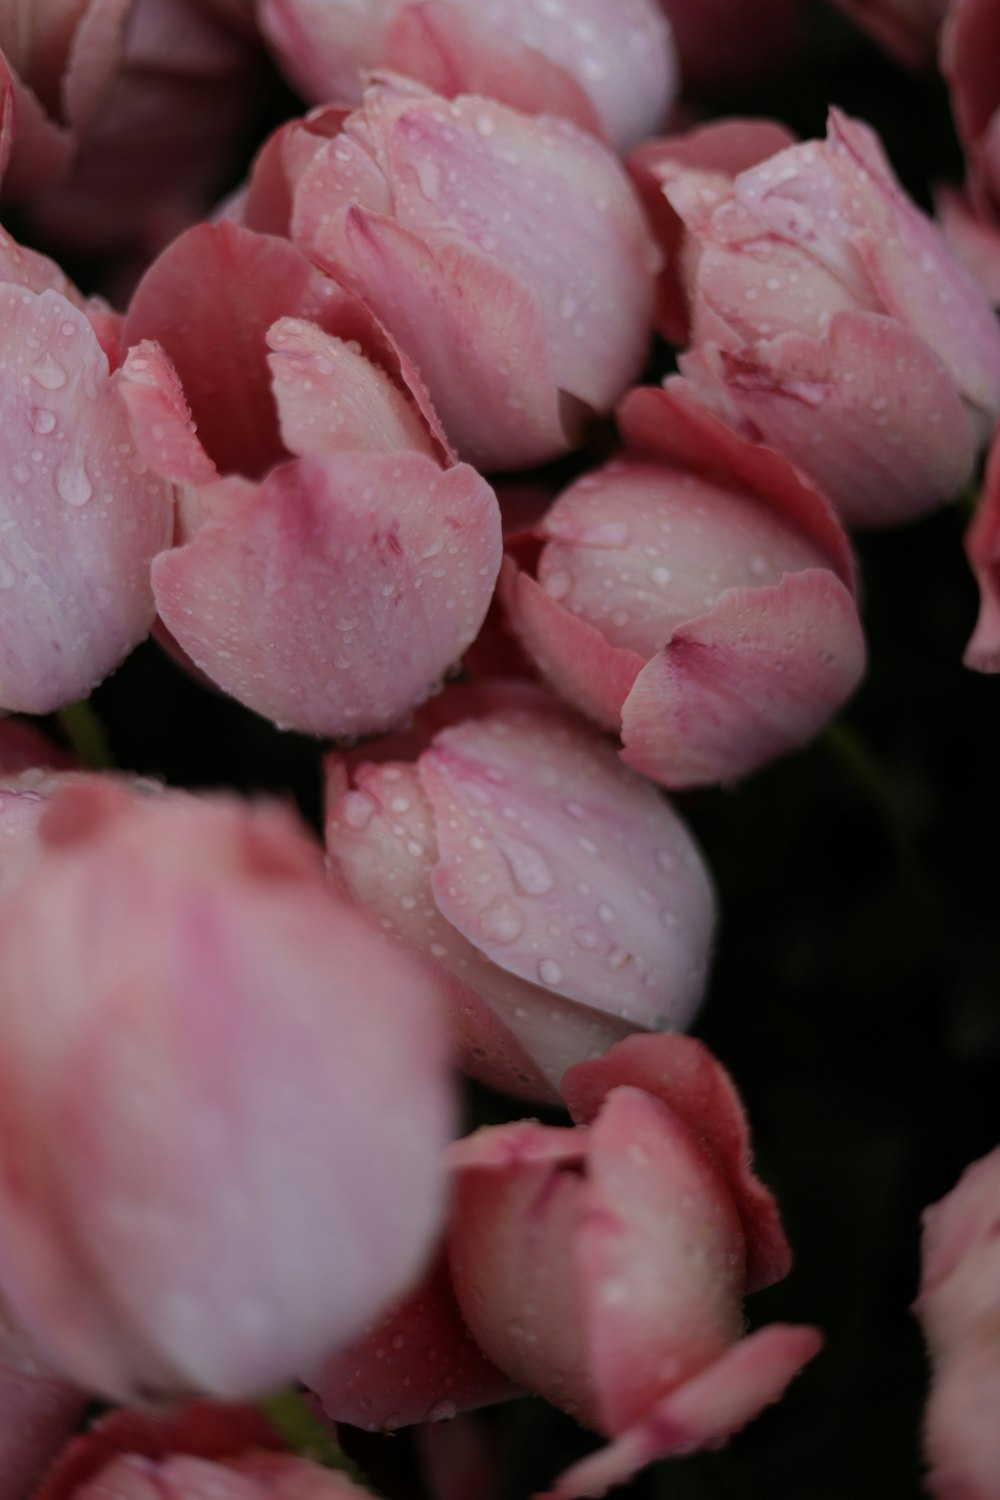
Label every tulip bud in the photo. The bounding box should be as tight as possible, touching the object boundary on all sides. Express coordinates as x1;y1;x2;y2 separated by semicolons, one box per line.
502;383;866;787
0;782;452;1402
326;682;716;1100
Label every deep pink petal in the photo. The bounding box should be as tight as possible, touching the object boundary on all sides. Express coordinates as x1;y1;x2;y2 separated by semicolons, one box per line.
499;558;643;731
0;1312;87;1500
537;1325;822;1500
942;0;1000;152
153;452;500;737
964;424;1000;671
0;288;173;714
418;703;715;1030
0;59;75;198
266;316;436;459
618;570;866;788
306;1251;519;1431
563;1033;792;1292
123;223;359;479
60;0;133;134
677;311;977;528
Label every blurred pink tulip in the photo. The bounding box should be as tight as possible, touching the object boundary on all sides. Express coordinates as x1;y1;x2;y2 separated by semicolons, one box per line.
0;246;173;714
36;1399;370;1500
283;79;658;470
939;0;1000;306
658;0;805;90
325;681;716;1100
0;1310;87;1500
827;0;948;67
501;383;865;788
0;780;452;1403
119;220;501;737
915;1146;1000;1500
661;109;1000;525
964;419;1000;670
259;0;676;152
447;1035;821;1498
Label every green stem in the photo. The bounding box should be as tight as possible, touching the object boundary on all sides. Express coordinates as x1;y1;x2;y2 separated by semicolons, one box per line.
56;700;115;770
257;1391;378;1491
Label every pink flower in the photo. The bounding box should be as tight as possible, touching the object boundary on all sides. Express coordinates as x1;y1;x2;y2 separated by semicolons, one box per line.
119;220;501;738
938;0;1000;306
277;79;658;471
500;382;865;788
0;1309;87;1500
0;780;452;1402
828;0;948;67
915;1146;1000;1500
325;681;716;1100
964;418;1000;671
0;239;173;714
259;0;676;153
35;1399;371;1500
661;109;1000;526
312;1034;821;1498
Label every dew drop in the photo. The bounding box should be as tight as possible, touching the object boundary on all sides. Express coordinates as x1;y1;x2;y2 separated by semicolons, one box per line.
56;463;93;507
537;958;564;986
29;354;67;390
479;898;524;944
30;408;56;435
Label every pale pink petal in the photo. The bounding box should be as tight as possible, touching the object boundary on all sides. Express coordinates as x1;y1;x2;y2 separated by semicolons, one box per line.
0;222;85;303
563;1034;791;1292
619;570;866;788
266;316;436;458
0;288;173;714
116;340;217;491
538;1325;822;1500
924;1343;1000;1500
418;704;715;1029
578;1087;746;1435
122;223;359;479
678;311;977;527
153;452;500;737
936;185;1000;308
306;1252;519;1431
258;0;385;104
618;383;856;587
297;205;568;471
499;558;643;731
966;426;1000;671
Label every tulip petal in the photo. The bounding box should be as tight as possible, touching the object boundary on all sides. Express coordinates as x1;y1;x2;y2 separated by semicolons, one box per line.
563;1034;791;1292
0;1313;87;1500
0;287;173;714
298;206;568;471
116;340;217;491
499;558;644;731
60;0;133;135
122;222;360;479
964;426;1000;671
0;56;75;197
618;569;866;788
266;317;436;459
153;452;500;736
677;311;977;527
306;1252;519;1431
538;1324;822;1500
419;707;715;1029
935;185;1000;308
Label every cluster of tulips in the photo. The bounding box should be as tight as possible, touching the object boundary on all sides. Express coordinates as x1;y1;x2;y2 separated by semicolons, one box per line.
1;0;999;1497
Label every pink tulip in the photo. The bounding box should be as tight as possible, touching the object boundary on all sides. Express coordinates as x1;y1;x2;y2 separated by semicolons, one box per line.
448;1034;821;1498
0;244;173;714
657;0;805;90
828;0;948;67
282;79;658;471
119;220;501;737
501;382;866;788
915;1146;1000;1500
964;419;1000;671
0;1309;87;1500
0;780;452;1402
661;109;1000;526
325;680;716;1100
259;0;676;153
0;719;77;773
939;0;1000;306
36;1399;370;1500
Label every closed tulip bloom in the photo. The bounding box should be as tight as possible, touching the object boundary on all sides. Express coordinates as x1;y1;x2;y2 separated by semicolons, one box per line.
501;384;865;788
0;259;173;714
287;79;658;471
326;681;715;1101
259;0;675;152
915;1146;1000;1500
0;781;452;1403
120;221;501;737
446;1034;821;1499
938;0;1000;306
661;109;1000;525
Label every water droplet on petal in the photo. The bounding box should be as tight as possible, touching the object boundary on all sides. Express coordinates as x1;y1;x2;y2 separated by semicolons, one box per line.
537;958;564;986
56;463;92;507
29;354;67;390
479;898;524;944
30;408;56;435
